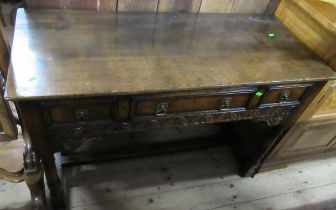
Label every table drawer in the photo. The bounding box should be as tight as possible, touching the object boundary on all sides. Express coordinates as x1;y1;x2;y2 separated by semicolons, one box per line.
44;100;115;124
260;84;313;105
132;88;257;117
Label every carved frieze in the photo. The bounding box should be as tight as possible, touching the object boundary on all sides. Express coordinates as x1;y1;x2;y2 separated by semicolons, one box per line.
47;106;293;153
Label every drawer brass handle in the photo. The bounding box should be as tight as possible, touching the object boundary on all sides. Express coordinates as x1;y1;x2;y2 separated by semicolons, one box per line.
75;108;89;122
279;91;290;102
219;97;232;110
155;102;168;116
73;127;85;136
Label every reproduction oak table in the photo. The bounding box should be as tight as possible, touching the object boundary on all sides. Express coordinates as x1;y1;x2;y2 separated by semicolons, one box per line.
5;9;336;208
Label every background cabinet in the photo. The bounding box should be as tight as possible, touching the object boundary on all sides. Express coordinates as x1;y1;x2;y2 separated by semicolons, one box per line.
261;82;336;170
276;121;336;159
260;0;336;171
311;82;336;121
282;82;336;159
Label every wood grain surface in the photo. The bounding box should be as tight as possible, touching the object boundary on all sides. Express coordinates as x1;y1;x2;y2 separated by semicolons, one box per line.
3;146;336;209
26;0;281;14
158;0;202;13
0;140;24;173
6;9;336;100
275;0;336;122
230;0;271;13
199;0;235;13
312;82;336;121
276;0;336;70
118;0;158;12
99;0;118;11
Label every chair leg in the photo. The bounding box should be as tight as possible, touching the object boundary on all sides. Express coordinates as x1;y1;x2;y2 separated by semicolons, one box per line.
24;151;47;210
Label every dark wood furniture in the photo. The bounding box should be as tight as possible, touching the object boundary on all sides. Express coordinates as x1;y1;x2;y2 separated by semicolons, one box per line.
0;17;46;210
0;74;46;210
4;9;336;208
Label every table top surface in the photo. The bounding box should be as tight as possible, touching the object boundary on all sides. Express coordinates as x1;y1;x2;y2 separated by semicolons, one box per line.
6;9;336;100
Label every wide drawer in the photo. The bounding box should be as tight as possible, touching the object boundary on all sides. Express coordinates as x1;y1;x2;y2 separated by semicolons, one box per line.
131;87;257;117
260;84;313;106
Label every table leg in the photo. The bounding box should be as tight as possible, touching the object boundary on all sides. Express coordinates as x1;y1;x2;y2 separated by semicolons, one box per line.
25;175;47;210
43;157;65;209
18;102;66;209
24;150;47;210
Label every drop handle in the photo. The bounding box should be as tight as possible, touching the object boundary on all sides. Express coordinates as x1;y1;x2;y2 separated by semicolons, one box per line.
155;102;168;116
279;91;290;102
75;108;89;122
219;97;232;110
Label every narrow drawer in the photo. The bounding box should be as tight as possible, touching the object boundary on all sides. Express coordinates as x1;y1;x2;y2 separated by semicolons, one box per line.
43;100;115;124
260;84;312;105
132;87;257;117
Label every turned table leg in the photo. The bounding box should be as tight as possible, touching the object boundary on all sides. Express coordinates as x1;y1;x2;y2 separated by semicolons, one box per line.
43;157;65;209
24;150;47;210
18;102;66;209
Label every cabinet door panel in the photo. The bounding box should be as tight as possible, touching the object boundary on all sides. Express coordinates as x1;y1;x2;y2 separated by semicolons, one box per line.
312;82;336;121
278;120;336;158
289;123;336;151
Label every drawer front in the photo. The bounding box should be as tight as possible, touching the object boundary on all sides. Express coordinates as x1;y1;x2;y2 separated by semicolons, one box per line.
44;100;115;124
260;84;312;105
132;88;257;117
43;84;312;124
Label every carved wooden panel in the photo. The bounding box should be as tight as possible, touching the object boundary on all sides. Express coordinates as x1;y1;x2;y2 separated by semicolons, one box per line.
47;106;294;153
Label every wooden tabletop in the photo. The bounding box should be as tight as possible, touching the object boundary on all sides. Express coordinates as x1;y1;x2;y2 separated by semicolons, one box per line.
6;9;336;100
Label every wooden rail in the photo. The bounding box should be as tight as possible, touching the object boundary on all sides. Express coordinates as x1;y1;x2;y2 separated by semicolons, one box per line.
26;0;281;14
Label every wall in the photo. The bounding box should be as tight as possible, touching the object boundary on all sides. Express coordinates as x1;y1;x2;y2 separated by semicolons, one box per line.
25;0;281;14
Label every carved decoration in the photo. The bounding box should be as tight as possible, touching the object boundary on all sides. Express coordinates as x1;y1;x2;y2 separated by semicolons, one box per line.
255;116;285;126
47;106;293;153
